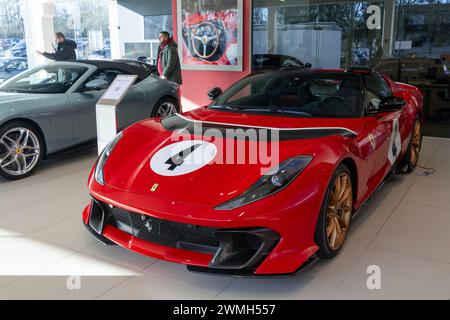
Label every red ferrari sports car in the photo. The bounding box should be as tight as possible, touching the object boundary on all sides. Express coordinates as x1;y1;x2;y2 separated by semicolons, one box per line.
82;67;423;276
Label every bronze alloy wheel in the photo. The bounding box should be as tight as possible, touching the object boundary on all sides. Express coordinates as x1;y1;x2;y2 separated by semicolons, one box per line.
410;121;422;168
326;172;353;251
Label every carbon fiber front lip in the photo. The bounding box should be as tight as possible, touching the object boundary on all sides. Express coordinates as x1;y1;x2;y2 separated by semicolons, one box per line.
187;255;319;278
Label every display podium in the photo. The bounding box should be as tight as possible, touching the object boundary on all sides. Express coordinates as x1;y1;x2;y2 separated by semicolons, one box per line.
96;74;137;155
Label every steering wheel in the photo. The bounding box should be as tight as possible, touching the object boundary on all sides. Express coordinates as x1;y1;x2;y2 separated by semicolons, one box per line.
312;96;353;114
191;21;221;60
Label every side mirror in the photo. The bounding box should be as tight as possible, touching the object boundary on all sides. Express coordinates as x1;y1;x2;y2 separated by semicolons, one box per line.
208;87;222;100
305;62;312;69
378;96;406;112
84;79;109;91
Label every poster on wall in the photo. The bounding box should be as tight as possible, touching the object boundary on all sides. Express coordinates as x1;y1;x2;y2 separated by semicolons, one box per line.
177;0;243;71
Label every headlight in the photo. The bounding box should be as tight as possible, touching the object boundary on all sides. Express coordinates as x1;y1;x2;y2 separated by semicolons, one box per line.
94;132;123;185
215;156;313;210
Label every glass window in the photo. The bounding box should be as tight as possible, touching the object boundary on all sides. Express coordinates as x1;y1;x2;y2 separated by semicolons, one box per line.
53;0;110;60
0;65;87;94
364;74;391;98
84;68;125;87
363;73;391;108
0;0;27;81
252;1;384;70
394;0;450;59
144;15;173;40
212;73;363;118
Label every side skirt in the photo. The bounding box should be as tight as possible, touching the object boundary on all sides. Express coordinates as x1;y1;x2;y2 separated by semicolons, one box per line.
44;139;97;160
352;166;396;219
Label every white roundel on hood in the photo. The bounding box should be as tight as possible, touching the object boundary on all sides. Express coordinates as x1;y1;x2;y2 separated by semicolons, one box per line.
150;140;217;176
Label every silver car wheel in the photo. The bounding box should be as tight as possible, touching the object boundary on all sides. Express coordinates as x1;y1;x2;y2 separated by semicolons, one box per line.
0;127;41;177
156;102;177;119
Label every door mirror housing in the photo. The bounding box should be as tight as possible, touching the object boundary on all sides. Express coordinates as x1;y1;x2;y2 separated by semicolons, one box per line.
304;62;312;69
378;96;406;112
84;79;109;91
208;87;223;100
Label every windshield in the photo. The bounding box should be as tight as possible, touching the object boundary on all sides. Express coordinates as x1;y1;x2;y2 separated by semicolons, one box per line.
211;72;363;118
253;55;304;70
0;65;87;94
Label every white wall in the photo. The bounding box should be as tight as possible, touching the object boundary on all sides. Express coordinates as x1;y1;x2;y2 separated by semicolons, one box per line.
109;3;145;59
20;0;56;68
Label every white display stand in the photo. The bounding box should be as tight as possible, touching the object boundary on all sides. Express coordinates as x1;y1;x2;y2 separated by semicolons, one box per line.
96;74;138;155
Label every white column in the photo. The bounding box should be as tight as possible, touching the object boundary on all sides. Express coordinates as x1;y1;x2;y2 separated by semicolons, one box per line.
382;0;396;56
116;4;145;58
20;0;55;68
108;0;120;59
267;7;277;54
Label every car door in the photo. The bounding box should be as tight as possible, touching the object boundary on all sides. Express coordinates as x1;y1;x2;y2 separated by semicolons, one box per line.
67;72;106;144
3;64;86;153
362;73;406;189
115;80;146;130
68;68;146;144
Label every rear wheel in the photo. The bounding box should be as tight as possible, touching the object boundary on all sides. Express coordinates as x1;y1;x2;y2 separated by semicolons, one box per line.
314;164;353;259
403;119;422;173
0;122;43;180
152;97;179;119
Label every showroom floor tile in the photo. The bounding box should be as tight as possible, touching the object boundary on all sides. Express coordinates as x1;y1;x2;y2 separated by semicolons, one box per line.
0;137;449;300
331;247;450;300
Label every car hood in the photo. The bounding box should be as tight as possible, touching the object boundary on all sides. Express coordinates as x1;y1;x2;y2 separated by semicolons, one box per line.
102;110;364;208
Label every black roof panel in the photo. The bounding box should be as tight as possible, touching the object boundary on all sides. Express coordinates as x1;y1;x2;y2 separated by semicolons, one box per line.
76;60;151;80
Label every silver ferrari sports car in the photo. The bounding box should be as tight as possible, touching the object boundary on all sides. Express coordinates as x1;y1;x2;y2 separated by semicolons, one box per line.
0;60;180;180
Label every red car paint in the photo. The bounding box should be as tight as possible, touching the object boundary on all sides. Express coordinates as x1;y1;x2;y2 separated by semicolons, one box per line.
82;70;423;275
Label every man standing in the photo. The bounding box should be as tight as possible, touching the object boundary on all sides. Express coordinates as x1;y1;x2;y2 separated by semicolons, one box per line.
157;31;182;85
36;32;77;61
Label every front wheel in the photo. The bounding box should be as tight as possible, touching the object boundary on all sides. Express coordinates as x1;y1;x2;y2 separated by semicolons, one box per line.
314;164;354;259
152;97;179;119
0;122;43;180
403;119;422;173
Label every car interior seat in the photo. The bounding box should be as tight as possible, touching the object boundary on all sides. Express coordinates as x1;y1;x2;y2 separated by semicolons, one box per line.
272;85;314;109
105;71;119;85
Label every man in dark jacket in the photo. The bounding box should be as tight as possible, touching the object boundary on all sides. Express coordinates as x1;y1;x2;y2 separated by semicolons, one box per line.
157;31;182;85
37;32;77;61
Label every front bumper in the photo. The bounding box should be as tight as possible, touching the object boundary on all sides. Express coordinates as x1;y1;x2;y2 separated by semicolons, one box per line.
82;177;322;275
84;198;280;274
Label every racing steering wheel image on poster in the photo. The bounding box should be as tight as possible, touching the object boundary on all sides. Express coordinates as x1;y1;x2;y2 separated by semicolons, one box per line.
188;20;226;62
177;0;243;71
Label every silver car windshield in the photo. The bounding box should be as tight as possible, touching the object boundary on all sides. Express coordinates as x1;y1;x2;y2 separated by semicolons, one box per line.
0;65;87;94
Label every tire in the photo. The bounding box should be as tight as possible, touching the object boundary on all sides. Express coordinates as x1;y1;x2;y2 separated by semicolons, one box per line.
152;96;180;118
314;164;354;259
403;118;422;173
0;121;44;180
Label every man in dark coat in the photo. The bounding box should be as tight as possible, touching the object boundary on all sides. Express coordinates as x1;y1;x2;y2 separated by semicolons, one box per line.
157;31;183;85
37;32;77;61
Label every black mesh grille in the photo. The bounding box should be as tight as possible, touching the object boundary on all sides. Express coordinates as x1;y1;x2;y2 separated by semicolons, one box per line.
104;205;220;255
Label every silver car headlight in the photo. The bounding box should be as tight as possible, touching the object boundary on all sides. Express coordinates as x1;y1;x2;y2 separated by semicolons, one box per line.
215;156;313;210
94;132;123;185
